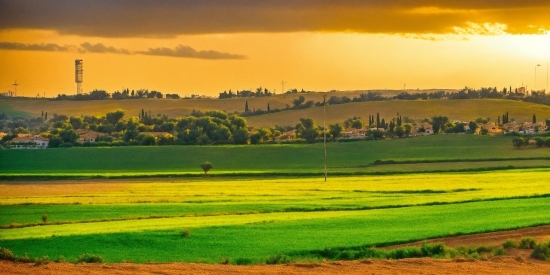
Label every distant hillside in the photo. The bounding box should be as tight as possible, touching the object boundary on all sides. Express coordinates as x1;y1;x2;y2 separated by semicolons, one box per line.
246;99;550;127
0;89;453;118
3;92;550;128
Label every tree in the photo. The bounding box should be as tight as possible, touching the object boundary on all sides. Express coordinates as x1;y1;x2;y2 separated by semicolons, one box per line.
106;110;125;125
295;118;320;143
431;116;449;134
512;137;525;148
533;114;537;123
329;123;344;140
292;96;305;107
403;123;412;136
69;116;84;130
468;121;478;134
394;126;405;138
58;129;79;143
245;101;249;112
232;128;249;144
200;161;212;176
534;137;544;147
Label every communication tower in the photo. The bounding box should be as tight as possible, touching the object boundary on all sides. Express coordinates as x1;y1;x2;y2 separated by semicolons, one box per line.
75;59;83;94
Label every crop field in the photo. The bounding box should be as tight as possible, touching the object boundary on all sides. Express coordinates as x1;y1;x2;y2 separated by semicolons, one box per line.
1;171;550;263
2;97;550;128
2;135;550;177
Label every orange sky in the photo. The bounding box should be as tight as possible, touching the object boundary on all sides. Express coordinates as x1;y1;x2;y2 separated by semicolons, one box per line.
0;1;549;97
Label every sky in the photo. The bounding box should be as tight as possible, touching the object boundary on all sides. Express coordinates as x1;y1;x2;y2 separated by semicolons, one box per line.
1;1;550;97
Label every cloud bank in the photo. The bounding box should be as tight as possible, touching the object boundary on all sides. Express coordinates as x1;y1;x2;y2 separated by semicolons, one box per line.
138;45;245;60
0;41;245;60
0;1;549;37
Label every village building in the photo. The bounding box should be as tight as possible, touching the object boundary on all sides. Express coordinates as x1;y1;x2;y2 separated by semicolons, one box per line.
480;123;503;135
7;135;49;149
76;129;106;143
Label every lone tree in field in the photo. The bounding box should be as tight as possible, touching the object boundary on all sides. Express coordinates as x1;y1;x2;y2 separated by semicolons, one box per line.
200;161;213;176
42;213;48;223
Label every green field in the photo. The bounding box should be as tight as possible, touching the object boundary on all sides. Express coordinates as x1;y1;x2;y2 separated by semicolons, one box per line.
2;135;550;176
1;172;550;263
2;130;550;264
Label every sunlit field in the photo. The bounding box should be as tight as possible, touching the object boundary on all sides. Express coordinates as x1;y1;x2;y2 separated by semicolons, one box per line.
1;171;550;263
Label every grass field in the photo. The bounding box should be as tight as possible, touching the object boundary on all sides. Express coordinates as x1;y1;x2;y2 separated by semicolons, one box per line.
1;173;550;263
2;135;549;176
2;125;550;264
2;96;550;128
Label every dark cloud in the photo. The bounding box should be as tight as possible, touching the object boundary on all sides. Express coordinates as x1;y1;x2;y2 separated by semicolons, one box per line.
80;42;130;54
0;1;549;37
138;45;246;60
0;40;245;60
0;42;72;52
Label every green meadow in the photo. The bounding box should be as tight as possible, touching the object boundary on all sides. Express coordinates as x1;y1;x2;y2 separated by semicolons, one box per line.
2;134;550;176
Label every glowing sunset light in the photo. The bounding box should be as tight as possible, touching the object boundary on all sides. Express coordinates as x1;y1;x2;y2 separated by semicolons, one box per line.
0;1;549;97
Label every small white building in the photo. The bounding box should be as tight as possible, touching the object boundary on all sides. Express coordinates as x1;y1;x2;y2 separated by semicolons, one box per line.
8;135;49;149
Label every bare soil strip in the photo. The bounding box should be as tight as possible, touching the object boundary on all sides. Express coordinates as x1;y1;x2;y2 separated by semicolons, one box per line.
2;225;549;275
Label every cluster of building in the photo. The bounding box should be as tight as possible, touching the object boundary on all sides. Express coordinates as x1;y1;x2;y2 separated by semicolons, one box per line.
2;120;548;148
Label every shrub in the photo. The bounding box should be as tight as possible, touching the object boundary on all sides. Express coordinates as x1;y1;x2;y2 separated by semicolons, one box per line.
0;247;15;261
421;242;446;257
76;253;104;263
469;252;481;259
55;255;66;263
519;237;537;249
390;247;423;259
503;239;518;248
42;213;48;223
181;229;190;238
235;258;253;265
531;241;550;261
493;248;506;256
219;258;230;264
266;254;292;264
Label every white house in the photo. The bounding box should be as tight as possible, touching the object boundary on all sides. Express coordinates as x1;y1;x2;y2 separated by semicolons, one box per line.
8;135;49;149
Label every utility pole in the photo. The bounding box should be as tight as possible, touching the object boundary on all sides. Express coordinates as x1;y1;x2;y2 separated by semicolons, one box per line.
281;80;287;94
12;81;18;97
323;94;327;182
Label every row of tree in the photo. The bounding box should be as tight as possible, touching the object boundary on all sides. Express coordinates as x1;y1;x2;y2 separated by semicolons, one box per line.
218;87;275;99
55;89;181;100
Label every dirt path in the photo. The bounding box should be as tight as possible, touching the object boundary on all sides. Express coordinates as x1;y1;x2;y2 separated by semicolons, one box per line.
2;226;549;275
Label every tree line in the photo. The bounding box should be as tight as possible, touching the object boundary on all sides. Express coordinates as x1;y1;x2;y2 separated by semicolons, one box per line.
55;89;181;100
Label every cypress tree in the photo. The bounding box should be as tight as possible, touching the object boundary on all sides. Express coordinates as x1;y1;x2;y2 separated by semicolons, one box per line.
267;103;270;112
45;112;48;120
376;113;380;128
245;100;249;112
141;109;145;119
533;114;537;123
41;110;44;118
381;118;386;129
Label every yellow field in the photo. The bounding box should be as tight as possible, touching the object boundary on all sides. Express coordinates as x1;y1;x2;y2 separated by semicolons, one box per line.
2;170;550;205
